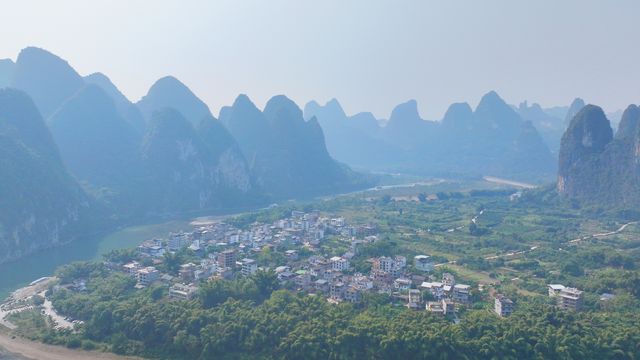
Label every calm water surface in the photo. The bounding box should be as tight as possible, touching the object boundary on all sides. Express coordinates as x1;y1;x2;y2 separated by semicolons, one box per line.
0;219;193;299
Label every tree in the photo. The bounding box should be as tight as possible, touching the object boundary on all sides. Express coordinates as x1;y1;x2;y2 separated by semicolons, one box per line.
32;295;45;306
562;261;584;276
163;251;182;275
252;270;279;301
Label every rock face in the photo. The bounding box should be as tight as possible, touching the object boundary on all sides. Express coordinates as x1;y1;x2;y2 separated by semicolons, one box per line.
48;84;142;207
84;72;146;134
564;98;586;126
219;94;271;166
223;94;364;197
10;47;84;119
137;76;212;127
197;116;253;194
0;89;90;263
140;109;253;213
0;46;370;264
558;104;640;207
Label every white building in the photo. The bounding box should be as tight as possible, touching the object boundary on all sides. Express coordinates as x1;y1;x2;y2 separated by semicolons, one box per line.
136;267;160;286
240;258;258;277
420;281;444;299
414;255;433;272
394;278;412;291
169;284;199;301
394;256;407;269
558;287;583;311
330;256;350;271
168;233;189;251
407;289;422;309
548;284;566;297
123;261;141;276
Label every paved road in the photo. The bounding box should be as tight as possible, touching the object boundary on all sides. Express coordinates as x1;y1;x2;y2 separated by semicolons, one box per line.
483;221;637;261
568;221;638;244
435;213;637;267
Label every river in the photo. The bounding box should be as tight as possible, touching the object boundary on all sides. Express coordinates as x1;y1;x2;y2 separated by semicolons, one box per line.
0;218;197;300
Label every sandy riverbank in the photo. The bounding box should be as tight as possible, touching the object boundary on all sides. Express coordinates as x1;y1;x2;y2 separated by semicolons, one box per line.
482;176;536;189
0;331;141;360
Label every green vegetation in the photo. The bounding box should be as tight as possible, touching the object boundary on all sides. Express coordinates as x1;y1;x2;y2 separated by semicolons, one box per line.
9;183;640;359
22;267;640;359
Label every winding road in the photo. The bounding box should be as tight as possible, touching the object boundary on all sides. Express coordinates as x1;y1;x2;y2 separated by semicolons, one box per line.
434;208;637;268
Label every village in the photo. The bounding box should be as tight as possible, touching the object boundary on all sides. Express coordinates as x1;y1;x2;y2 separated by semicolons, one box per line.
0;209;593;333
101;210;585;318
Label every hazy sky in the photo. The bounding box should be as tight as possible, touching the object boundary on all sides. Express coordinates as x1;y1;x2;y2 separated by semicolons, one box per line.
1;0;639;119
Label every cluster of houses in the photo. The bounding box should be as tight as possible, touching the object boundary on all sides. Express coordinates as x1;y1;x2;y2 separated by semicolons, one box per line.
108;210;498;316
420;273;475;314
115;211;382;299
97;210;526;318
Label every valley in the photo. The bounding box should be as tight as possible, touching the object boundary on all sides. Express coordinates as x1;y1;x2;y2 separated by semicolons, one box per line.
2;177;640;359
1;3;640;357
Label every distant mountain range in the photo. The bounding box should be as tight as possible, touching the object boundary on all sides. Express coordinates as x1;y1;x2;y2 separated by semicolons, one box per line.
222;95;362;198
0;45;633;262
0;47;367;262
306;92;565;181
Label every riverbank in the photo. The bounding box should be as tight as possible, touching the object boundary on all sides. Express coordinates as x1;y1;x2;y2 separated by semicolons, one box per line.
0;330;140;360
0;210;245;300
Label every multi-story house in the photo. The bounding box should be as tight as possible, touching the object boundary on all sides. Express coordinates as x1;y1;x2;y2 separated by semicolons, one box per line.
123;261;141;276
330;256;350;272
414;255;433;272
136;267;160;286
217;249;236;269
548;284;566;297
452;284;471;304
494;295;514;317
420;281;445;299
344;286;361;303
559;287;583;311
394;278;412;291
168;233;190;251
442;273;456;287
240;258;258;277
330;282;345;300
169;284;199;301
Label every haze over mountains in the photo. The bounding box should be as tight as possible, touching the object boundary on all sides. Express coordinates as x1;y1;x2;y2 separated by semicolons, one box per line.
306;92;563;181
0;45;635;262
0;88;90;263
0;47;366;261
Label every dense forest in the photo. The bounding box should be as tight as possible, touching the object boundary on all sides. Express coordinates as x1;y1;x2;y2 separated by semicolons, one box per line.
6;261;636;360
